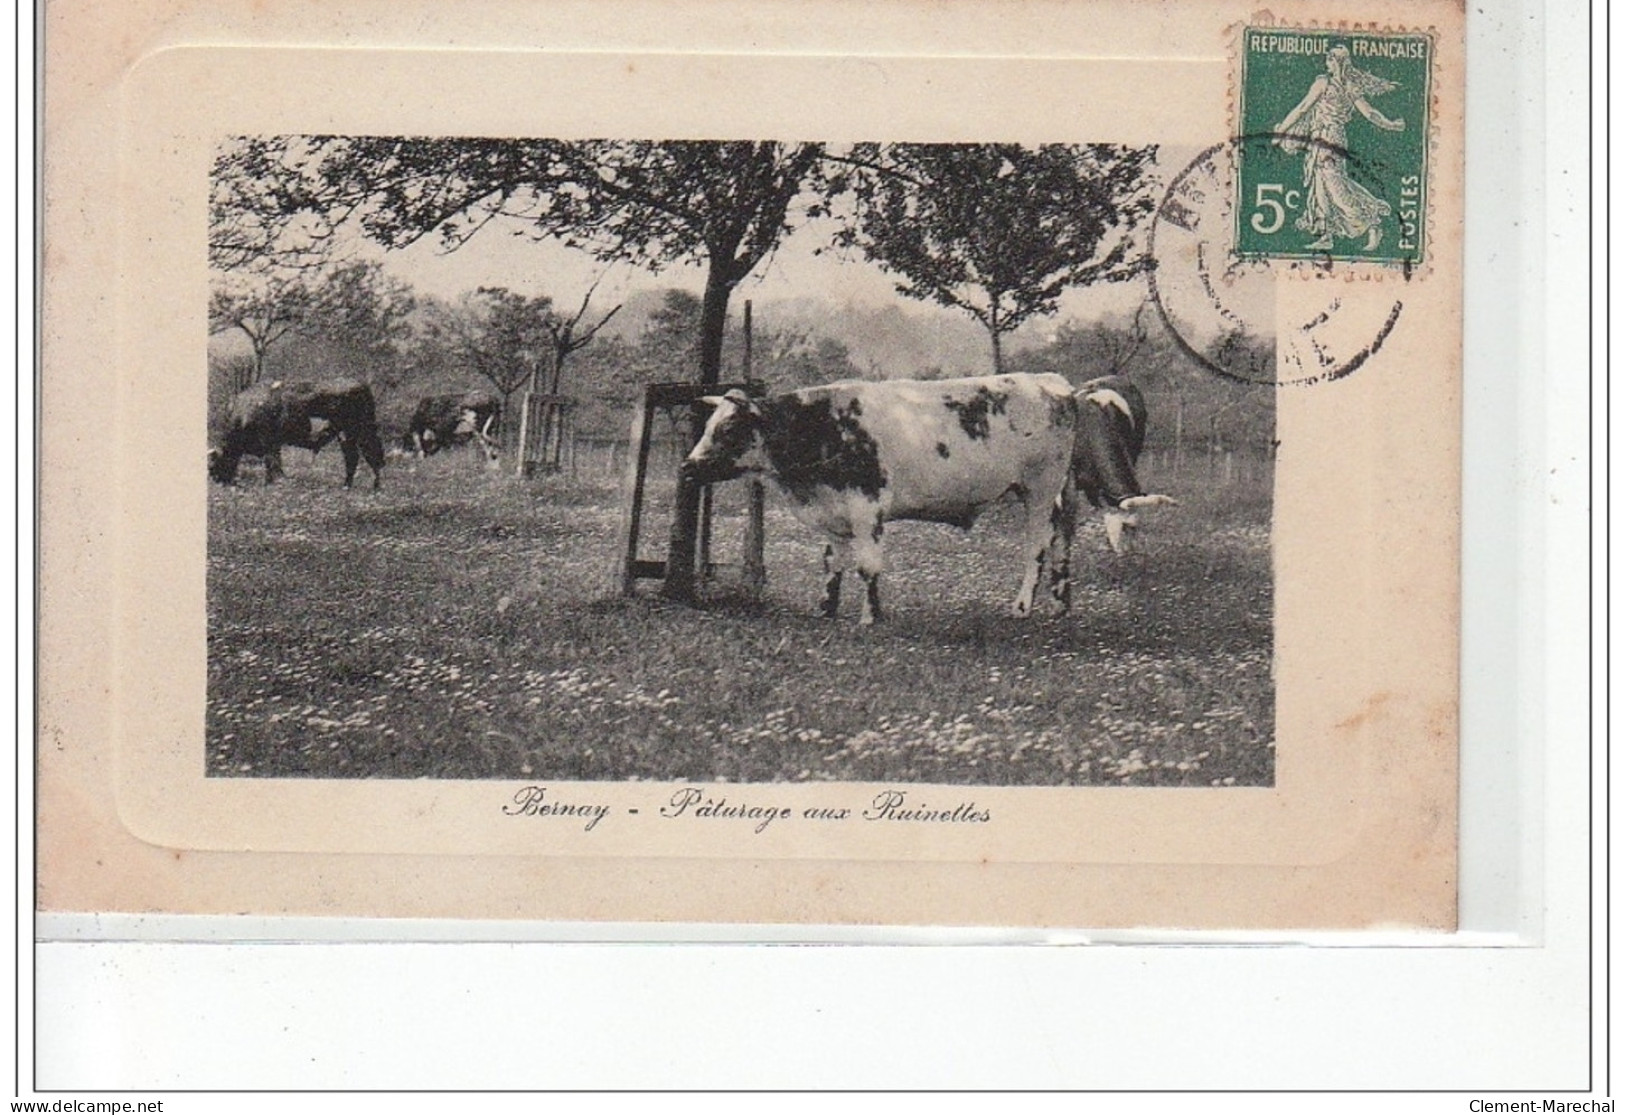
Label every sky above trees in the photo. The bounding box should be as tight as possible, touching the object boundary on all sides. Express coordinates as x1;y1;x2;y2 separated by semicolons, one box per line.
286;145;1208;342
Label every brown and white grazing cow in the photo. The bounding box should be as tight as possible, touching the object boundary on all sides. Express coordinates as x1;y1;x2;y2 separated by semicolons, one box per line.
404;392;502;461
1072;375;1177;553
683;374;1079;625
209;378;385;489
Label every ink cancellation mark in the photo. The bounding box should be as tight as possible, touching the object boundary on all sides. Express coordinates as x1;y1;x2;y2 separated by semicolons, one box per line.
1236;27;1432;267
1149;138;1407;387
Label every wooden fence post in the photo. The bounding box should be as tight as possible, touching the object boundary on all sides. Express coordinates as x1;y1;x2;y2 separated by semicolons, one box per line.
615;393;656;596
739;300;765;599
743;481;766;596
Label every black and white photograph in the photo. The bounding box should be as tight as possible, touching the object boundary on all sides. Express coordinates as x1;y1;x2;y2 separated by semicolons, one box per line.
204;137;1277;789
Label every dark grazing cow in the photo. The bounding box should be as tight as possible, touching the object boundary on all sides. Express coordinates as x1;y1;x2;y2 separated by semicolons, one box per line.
683;374;1079;625
1072;375;1177;553
404;392;502;461
209;379;385;489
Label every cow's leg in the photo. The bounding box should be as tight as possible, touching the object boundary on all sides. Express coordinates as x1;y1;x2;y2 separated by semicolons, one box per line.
264;448;285;485
1012;496;1057;618
1046;480;1077;614
860;568;883;626
1011;499;1046;617
339;435;360;488
1014;462;1076;617
821;540;850;618
1012;547;1046;617
358;429;386;490
851;519;885;626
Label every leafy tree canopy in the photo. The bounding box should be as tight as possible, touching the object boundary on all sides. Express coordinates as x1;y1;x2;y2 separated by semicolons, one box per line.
210;137;833;386
421;286;556;402
836;142;1159;371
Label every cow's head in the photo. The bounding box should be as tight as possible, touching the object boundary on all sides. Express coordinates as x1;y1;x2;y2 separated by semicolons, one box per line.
1103;494;1179;554
207;447;238;485
682;389;764;484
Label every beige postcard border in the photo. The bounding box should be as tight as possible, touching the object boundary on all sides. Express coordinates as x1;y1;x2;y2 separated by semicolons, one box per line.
40;0;1464;929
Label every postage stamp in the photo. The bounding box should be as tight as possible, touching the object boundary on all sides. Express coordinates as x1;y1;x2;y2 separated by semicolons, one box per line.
1235;27;1433;266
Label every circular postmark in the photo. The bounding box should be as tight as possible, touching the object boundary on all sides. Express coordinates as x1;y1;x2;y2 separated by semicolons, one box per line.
1148;136;1409;386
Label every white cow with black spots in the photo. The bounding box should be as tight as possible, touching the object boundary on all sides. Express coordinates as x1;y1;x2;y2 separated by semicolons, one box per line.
682;373;1080;625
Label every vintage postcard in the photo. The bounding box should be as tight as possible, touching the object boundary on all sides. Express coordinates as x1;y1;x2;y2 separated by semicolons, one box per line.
39;0;1464;929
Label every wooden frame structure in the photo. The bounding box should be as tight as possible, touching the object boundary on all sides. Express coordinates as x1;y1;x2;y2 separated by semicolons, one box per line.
515;392;572;477
616;381;766;597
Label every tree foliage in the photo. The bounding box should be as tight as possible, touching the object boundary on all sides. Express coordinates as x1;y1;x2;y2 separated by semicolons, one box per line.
308;260;418;364
421;287;555;406
208;259;414;384
539;279;621;395
208;273;314;383
836;143;1159;372
210;137;833;386
743;331;862;390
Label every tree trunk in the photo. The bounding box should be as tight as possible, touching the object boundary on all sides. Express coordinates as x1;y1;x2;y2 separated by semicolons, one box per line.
1172;396;1185;477
986;301;1004;375
662;260;736;602
549;348;565;395
696;267;731;385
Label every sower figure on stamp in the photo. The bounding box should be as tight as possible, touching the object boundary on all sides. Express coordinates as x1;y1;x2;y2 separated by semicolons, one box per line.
1273;44;1406;251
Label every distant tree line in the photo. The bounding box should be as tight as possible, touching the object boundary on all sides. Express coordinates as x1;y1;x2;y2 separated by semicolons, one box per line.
210;275;1272;481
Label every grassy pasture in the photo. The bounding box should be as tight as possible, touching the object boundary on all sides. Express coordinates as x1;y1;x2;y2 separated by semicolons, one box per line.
208;445;1274;786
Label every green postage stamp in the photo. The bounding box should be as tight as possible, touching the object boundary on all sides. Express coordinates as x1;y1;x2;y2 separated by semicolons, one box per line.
1236;27;1433;265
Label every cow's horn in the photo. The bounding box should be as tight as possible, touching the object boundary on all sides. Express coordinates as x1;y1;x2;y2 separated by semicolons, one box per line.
698;395;726;408
1119;494;1179;510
